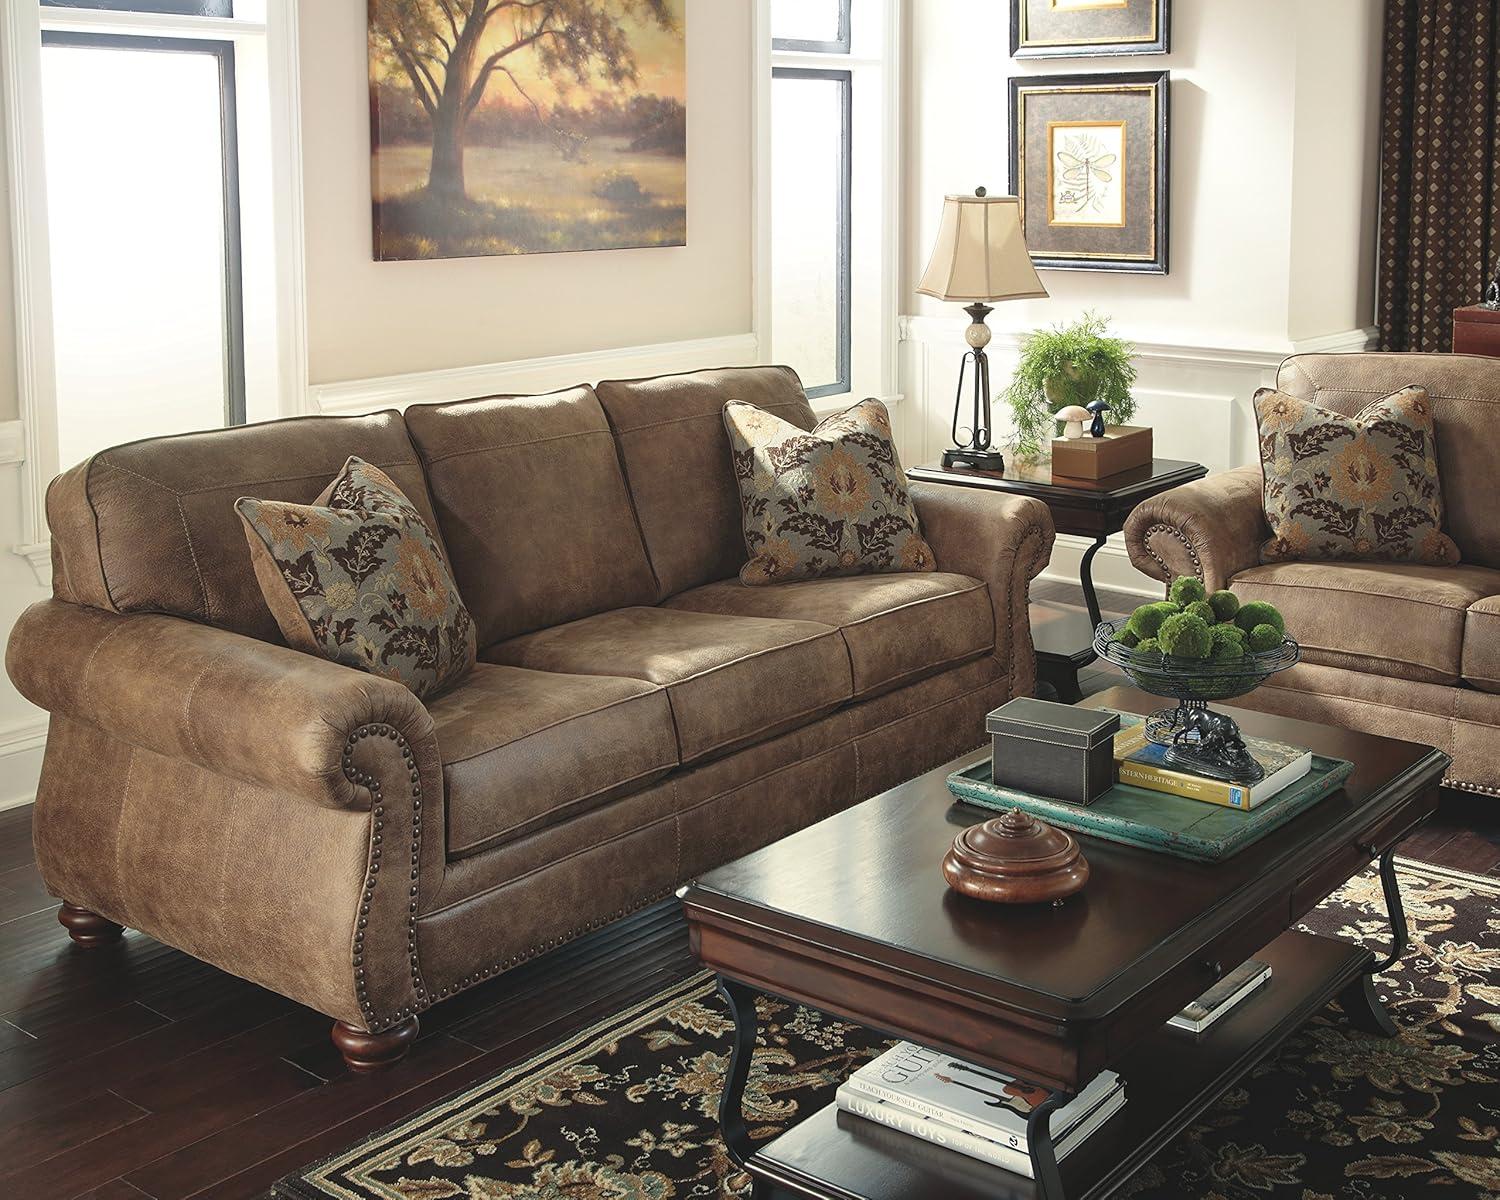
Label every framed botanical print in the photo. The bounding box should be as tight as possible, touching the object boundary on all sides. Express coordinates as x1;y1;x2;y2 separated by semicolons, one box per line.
1010;0;1170;59
1008;71;1170;274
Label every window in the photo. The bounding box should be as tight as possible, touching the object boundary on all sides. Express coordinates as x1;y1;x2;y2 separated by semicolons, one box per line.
4;0;295;573
762;0;898;406
41;30;246;465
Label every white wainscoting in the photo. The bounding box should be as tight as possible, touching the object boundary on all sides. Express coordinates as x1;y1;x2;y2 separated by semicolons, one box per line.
0;422;51;812
309;333;761;415
897;316;1376;599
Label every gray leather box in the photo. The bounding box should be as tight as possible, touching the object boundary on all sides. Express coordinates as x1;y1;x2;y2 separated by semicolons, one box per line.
987;698;1121;806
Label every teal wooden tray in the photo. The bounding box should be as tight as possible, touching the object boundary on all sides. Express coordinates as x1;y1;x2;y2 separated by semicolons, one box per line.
946;735;1354;863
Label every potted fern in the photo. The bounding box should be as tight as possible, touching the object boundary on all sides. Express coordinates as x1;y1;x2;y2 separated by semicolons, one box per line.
1003;313;1138;458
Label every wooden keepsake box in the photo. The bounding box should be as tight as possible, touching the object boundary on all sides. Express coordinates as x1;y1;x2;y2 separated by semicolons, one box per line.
987;697;1120;806
1050;424;1153;480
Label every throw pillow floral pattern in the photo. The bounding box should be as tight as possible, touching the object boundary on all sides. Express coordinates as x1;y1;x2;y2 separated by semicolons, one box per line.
236;457;475;699
1255;385;1460;565
724;397;935;586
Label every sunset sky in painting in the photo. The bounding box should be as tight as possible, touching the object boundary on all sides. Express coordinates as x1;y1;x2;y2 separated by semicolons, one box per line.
374;0;686;110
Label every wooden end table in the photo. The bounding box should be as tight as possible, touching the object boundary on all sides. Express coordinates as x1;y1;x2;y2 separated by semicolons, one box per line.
909;457;1207;702
680;686;1448;1200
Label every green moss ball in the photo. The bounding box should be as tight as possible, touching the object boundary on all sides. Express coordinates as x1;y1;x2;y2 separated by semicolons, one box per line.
1208;590;1240;622
1168;576;1207;607
1134;637;1161;655
1209;624;1248;660
1126;601;1180;639
1247;622;1283;652
1185;600;1216;624
1158;612;1213;659
1115;628;1141;649
1234;600;1285;636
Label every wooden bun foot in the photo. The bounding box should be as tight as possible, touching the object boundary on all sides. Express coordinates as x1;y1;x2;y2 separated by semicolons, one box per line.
58;903;125;947
331;1017;419;1071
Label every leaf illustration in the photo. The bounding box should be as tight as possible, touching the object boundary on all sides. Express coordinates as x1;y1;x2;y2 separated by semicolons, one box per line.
1346;1154;1440;1179
328;523;399;583
1287;423;1355;460
278;550;324;599
1371;505;1435;546
1288;498;1361;540
777;510;844;553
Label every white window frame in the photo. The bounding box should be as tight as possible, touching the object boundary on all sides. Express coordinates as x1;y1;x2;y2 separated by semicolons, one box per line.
1;0;308;582
754;0;902;414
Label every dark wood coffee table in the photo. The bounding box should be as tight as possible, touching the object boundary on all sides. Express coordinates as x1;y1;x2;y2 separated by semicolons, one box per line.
908;458;1207;701
679;686;1449;1200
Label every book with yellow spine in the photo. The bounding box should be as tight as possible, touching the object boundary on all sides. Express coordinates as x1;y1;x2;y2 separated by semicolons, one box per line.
1112;720;1312;810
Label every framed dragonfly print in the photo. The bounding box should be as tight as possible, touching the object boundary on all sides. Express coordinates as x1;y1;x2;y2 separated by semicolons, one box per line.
1010;0;1169;59
1008;71;1169;273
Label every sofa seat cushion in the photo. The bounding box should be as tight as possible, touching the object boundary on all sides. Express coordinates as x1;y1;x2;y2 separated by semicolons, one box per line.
1232;561;1500;686
661;572;993;699
484;608;853;764
1462;596;1500;694
427;663;678;858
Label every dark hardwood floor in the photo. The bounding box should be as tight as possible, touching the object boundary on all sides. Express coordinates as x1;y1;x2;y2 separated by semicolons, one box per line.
1;584;1495;1198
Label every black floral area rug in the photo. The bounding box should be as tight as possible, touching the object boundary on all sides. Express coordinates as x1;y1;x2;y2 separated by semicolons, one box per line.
274;859;1500;1199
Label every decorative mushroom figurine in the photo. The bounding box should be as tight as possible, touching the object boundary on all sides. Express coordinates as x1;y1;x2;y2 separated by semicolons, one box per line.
1086;398;1112;438
1057;405;1091;440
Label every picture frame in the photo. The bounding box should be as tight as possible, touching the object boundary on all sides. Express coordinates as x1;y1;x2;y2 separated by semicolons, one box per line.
1010;0;1170;59
1007;70;1170;274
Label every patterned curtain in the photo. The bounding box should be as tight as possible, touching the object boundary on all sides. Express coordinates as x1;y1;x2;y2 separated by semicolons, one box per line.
1377;0;1500;352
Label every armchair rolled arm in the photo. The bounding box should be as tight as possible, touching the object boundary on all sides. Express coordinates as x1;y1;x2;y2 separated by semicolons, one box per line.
909;482;1056;698
1123;465;1267;593
6;600;437;812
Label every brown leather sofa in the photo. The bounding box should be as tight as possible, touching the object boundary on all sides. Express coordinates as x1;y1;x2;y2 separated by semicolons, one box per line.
5;365;1055;1068
1125;351;1500;798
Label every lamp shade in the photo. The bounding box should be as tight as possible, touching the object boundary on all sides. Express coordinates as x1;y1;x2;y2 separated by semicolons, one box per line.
917;193;1049;303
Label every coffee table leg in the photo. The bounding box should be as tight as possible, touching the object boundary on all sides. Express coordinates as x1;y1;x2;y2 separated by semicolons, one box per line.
717;977;761;1171
1338;847;1408;1038
1027;1090;1071;1200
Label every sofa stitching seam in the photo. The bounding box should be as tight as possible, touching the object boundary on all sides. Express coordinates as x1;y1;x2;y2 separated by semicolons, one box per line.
173;461;422;498
419;427;614;467
1239;576;1485;612
437;687;668;767
177;496;211;622
180;646;234;765
837;581;988;630
615;400;808;437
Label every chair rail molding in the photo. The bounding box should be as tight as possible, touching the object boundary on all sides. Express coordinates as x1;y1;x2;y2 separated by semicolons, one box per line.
309;333;762;415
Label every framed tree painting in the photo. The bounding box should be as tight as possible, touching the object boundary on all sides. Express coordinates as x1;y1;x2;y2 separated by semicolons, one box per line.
1010;0;1169;59
1008;71;1169;274
367;0;687;261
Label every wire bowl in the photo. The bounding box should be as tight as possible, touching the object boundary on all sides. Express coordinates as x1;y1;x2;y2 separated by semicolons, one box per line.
1093;618;1300;703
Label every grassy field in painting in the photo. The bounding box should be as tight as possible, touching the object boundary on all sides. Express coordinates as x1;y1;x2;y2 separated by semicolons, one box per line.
373;136;686;259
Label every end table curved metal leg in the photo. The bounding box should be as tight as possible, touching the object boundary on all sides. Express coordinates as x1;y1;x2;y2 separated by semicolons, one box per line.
1339;848;1407;1038
1079;535;1107;633
1027;1090;1072;1200
717;978;761;1172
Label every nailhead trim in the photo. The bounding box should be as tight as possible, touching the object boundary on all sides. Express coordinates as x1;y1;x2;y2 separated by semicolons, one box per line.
1140;522;1204;584
342;723;428;1033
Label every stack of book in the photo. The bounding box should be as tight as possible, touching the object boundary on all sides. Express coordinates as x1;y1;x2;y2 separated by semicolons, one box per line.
836;958;1274;1173
836;1045;1124;1177
1113;722;1312;810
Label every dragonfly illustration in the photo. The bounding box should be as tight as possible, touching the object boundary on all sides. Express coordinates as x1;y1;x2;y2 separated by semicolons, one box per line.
1056;133;1117;216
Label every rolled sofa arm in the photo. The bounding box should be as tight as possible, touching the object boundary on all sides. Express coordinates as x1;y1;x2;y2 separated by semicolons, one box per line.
909;482;1056;699
1123;465;1267;593
7;600;436;811
7;599;445;1032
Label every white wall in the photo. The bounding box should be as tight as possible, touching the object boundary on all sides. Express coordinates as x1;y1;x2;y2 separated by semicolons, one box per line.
900;0;1384;595
299;0;754;386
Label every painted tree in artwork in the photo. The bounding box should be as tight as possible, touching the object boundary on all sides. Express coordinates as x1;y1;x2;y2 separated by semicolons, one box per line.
369;0;675;205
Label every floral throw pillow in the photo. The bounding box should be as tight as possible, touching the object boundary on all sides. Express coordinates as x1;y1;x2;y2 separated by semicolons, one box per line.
1255;385;1460;565
236;457;476;699
724;397;936;586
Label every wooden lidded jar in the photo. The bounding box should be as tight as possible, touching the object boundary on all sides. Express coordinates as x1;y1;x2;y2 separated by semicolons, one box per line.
943;807;1090;904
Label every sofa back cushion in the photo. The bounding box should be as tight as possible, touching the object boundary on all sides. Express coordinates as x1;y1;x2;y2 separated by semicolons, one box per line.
405;385;657;646
46;411;443;644
1277;352;1500;568
595;365;819;599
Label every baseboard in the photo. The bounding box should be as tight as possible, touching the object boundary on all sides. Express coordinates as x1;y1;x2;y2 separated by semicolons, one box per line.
309;332;761;415
1040;534;1164;602
0;717;47;812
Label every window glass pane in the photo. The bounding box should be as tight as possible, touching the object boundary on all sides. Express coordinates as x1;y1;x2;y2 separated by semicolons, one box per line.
771;0;848;50
40;2;234;15
42;41;232;467
771;70;850;398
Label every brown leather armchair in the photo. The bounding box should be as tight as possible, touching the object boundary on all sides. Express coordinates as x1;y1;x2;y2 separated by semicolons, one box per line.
1125;352;1500;798
6;366;1055;1069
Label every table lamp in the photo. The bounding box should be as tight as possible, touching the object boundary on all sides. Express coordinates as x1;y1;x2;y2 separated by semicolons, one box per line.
917;189;1048;470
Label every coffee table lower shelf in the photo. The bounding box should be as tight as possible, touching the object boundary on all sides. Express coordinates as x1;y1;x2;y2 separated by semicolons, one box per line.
748;929;1371;1200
